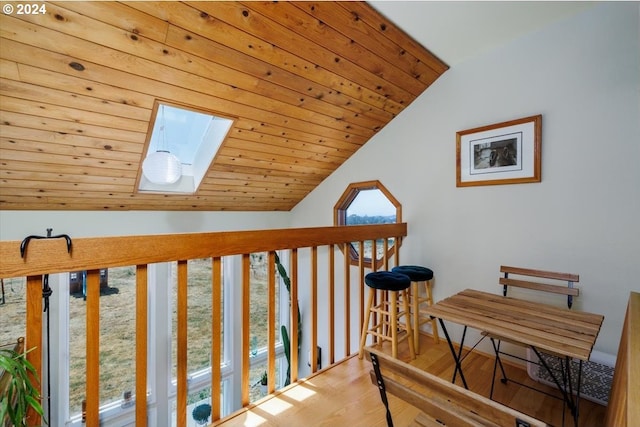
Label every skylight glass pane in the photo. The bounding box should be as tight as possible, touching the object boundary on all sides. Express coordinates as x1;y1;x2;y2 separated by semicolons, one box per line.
139;102;233;193
150;106;209;165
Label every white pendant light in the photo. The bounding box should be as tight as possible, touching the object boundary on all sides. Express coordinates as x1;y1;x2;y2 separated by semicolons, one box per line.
142;105;182;185
142;150;182;184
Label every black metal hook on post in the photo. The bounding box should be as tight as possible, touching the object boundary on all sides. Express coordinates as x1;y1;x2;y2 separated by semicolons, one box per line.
20;228;72;259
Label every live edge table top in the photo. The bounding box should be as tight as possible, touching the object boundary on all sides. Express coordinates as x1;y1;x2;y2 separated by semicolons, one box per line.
423;289;604;361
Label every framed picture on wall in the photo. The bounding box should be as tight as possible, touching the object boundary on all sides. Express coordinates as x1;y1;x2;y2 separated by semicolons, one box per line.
456;115;542;187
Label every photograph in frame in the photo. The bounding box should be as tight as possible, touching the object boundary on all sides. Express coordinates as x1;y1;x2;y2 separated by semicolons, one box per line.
456;115;541;187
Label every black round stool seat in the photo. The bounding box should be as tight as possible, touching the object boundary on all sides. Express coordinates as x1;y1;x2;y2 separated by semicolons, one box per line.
392;265;434;282
365;271;411;291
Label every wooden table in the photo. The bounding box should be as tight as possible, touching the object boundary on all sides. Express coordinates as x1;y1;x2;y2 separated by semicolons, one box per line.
424;289;604;427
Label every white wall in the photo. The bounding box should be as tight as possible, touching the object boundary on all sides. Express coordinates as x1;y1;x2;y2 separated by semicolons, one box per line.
0;210;290;240
290;2;640;357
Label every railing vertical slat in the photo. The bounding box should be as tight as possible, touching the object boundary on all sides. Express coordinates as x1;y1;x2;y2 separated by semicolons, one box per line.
176;261;188;427
358;242;365;346
371;239;377;272
86;269;100;426
241;254;250;406
25;275;42;427
211;257;222;421
328;244;335;364
383;238;389;270
290;249;299;384
135;264;148;426
267;252;276;393
310;247;318;374
342;244;350;358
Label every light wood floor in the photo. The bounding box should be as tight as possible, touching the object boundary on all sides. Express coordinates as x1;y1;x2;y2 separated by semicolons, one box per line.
212;334;607;427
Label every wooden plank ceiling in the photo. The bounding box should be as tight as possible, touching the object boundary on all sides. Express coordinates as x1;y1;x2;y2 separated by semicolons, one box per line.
0;1;447;211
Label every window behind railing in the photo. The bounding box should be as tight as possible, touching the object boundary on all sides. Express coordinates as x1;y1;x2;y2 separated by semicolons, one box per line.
0;276;26;347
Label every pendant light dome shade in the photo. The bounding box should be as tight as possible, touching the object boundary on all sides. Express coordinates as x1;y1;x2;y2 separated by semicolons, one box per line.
142;150;182;185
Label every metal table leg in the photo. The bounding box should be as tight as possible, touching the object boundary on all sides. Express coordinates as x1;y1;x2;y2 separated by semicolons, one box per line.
437;317;468;389
532;347;583;427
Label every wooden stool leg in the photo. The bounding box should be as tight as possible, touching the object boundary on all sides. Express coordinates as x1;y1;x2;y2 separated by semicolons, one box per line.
425;281;439;343
402;289;416;360
380;290;388;339
390;291;398;358
412;282;420;353
358;287;375;359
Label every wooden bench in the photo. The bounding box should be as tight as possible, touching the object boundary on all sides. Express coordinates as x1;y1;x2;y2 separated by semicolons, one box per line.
364;347;548;427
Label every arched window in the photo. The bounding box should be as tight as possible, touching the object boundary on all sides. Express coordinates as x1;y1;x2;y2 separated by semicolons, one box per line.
334;180;402;268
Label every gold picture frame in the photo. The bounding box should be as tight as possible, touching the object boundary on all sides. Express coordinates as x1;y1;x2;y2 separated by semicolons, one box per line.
456;115;542;187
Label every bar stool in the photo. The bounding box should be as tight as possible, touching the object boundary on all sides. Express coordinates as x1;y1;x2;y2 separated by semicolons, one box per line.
358;271;415;360
392;265;439;353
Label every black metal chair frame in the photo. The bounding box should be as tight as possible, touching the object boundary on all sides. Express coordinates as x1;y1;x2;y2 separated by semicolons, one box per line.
488;266;581;427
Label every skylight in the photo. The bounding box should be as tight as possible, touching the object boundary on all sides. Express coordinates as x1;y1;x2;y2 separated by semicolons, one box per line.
138;102;234;193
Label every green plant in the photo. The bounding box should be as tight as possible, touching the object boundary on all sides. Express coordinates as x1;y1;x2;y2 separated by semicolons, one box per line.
260;371;268;386
191;403;211;424
281;325;291;386
0;345;45;426
274;252;301;387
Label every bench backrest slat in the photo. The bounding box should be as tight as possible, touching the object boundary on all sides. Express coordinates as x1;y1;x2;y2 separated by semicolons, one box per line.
499;277;579;296
500;266;578;282
365;348;548;427
368;371;499;427
499;265;579;308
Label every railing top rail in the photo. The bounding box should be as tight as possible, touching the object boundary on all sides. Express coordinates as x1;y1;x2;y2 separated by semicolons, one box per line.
0;223;407;278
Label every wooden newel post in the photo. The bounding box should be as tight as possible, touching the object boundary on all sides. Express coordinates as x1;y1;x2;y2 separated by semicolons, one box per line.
25;275;43;427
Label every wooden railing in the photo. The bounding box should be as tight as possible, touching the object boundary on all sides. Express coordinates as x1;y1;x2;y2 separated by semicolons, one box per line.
0;223;407;426
605;291;639;427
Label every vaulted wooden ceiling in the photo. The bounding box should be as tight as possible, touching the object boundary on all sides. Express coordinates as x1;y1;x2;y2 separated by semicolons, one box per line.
0;1;447;211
